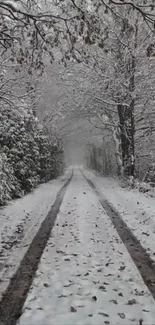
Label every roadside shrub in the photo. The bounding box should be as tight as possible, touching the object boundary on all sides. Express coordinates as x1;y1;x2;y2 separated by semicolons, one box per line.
0;105;64;205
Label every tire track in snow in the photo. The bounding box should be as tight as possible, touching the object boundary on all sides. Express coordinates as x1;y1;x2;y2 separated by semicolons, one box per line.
0;171;73;325
81;169;155;300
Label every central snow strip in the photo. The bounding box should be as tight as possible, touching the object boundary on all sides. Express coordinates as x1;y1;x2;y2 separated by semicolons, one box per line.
18;169;155;325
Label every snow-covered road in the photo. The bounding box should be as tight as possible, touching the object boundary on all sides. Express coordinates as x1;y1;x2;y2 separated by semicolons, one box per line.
18;168;155;325
83;169;155;262
0;169;72;301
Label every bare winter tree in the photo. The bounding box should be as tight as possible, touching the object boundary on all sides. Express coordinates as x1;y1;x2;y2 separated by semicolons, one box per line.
1;0;155;183
37;1;155;182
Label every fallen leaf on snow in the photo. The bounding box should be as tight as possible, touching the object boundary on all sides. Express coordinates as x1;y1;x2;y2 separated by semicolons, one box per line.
84;272;89;276
43;283;49;288
142;309;150;312
105;273;113;277
99;285;106;291
70;306;77;313
56;250;66;255
118;313;125;319
98;312;109;317
92;295;97;301
93;280;99;284
142;231;149;236
109;299;118;304
119;265;126;271
63;283;74;287
126;299;137;305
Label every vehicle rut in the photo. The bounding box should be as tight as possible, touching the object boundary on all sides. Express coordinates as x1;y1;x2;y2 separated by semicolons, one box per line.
81;169;155;300
0;171;73;325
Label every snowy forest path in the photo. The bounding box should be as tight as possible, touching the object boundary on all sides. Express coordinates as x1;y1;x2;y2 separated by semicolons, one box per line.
1;168;155;325
16;168;155;324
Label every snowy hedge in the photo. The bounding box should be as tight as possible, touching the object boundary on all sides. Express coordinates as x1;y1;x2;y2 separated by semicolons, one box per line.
0;106;64;205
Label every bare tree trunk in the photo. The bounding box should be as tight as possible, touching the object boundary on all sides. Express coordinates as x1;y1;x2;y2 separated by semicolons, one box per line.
112;126;124;176
117;18;137;178
117;93;135;177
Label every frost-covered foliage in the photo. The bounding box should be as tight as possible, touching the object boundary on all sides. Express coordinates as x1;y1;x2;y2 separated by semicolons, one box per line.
0;105;64;205
0;153;21;205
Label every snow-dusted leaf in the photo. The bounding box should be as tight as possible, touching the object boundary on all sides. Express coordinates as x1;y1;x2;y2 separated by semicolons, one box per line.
70;306;77;313
118;313;125;319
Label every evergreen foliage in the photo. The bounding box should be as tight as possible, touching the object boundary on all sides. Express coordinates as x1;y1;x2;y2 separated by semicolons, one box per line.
0;105;64;205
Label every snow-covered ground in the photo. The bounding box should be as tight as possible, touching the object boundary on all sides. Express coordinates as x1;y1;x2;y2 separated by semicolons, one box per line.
18;169;155;325
83;169;155;262
0;169;71;301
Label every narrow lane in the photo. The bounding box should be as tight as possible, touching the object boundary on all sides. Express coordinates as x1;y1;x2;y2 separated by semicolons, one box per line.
18;169;155;325
0;168;72;303
0;171;73;325
81;168;155;300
